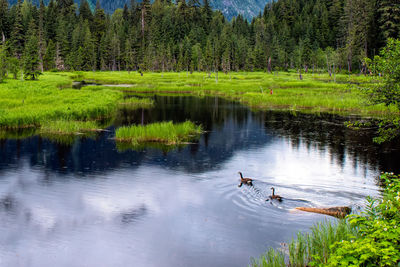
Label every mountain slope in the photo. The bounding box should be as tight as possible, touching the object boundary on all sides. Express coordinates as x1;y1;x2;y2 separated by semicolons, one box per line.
7;0;269;20
212;0;269;20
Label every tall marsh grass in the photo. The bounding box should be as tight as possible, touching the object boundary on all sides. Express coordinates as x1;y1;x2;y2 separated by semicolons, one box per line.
118;97;154;109
252;219;356;267
115;121;202;145
40;120;100;135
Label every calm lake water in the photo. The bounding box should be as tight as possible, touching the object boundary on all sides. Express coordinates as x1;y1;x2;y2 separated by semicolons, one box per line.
0;96;399;267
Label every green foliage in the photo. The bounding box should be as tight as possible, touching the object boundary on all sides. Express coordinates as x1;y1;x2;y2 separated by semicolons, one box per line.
115;121;202;145
253;172;400;267
327;173;400;266
7;57;20;79
366;39;400;108
3;0;398;73
0;44;6;82
252;220;356;267
23;29;42;80
364;39;400;143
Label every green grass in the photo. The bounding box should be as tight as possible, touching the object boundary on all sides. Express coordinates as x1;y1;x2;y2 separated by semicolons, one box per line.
0;71;397;131
115;121;202;145
118;96;154;109
252;219;357;267
0;73;122;128
40;120;101;135
76;71;397;117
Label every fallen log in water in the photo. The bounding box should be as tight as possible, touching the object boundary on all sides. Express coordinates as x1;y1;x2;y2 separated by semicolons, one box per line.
295;206;351;218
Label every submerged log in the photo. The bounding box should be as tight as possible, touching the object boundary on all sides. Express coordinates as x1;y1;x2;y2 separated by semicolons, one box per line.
295;206;351;218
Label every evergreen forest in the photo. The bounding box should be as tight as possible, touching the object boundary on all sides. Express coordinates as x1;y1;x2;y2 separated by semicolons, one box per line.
0;0;399;75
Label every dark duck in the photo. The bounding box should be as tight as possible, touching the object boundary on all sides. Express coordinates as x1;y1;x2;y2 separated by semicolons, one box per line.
269;187;282;201
238;172;253;187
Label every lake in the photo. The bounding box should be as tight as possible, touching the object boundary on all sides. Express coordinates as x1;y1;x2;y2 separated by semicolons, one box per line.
0;96;398;267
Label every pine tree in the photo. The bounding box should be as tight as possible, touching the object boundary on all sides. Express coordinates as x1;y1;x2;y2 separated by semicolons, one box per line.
124;38;135;72
93;0;106;69
43;39;56;70
81;22;95;71
45;0;58;41
38;0;46;72
79;0;93;22
0;0;8;42
10;0;25;58
23;20;41;80
378;0;400;41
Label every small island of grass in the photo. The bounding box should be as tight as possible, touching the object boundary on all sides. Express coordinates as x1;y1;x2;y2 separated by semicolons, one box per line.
118;97;154;109
40;120;101;135
115;121;202;145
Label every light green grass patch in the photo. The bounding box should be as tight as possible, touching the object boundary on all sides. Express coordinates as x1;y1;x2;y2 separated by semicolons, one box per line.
0;73;123;128
40;120;101;135
118;97;154;109
115;121;202;145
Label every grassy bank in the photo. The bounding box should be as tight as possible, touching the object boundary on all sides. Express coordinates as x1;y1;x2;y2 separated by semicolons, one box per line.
76;71;398;117
252;172;400;267
0;73;122;128
115;121;202;145
1;71;397;131
0;74;152;131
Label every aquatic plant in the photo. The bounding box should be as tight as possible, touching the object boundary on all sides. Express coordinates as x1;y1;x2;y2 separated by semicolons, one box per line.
115;121;202;145
40;120;101;135
118;97;154;109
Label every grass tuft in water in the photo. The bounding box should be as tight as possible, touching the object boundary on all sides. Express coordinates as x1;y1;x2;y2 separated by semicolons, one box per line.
40;120;101;135
115;121;202;145
118;97;154;109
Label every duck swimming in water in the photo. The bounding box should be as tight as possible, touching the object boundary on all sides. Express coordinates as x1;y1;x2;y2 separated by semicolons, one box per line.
269;187;282;201
238;172;253;187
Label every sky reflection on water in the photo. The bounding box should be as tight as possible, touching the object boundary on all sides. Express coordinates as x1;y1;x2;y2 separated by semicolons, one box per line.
0;96;398;267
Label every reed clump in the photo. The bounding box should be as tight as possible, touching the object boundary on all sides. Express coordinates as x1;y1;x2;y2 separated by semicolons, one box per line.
115;121;202;145
40;120;100;135
118;97;154;109
252;219;356;267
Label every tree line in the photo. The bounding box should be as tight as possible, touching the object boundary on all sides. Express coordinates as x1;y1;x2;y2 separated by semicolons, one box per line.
0;0;399;79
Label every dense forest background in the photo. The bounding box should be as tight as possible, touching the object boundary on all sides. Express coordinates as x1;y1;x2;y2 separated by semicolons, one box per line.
0;0;399;74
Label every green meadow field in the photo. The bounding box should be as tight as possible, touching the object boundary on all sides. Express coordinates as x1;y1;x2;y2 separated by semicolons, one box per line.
0;71;397;133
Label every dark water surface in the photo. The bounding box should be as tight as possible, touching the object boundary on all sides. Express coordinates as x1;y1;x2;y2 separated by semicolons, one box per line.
0;96;399;267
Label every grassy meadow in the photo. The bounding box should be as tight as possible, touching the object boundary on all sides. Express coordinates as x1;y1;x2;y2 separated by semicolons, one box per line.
0;73;122;128
75;71;397;117
0;70;397;141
